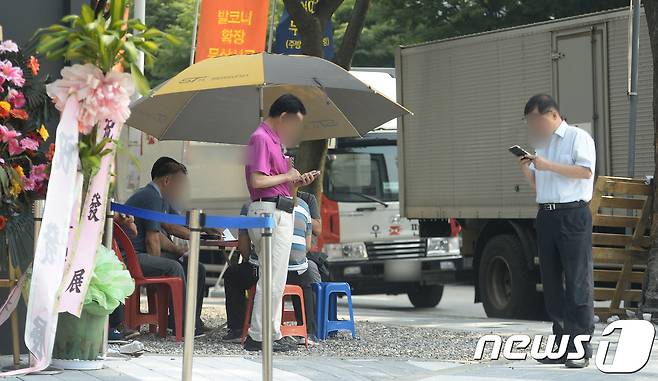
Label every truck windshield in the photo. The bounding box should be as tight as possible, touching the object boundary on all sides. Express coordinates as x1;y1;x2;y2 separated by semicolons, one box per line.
324;145;399;203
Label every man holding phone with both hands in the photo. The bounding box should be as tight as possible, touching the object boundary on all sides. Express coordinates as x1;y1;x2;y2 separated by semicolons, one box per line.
243;94;319;352
513;94;596;369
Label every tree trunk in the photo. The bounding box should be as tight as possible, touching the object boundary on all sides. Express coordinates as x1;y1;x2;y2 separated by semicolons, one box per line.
643;0;658;317
283;0;370;198
334;0;371;69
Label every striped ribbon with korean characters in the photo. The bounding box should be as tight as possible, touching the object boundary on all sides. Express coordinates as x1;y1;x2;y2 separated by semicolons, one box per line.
58;118;123;316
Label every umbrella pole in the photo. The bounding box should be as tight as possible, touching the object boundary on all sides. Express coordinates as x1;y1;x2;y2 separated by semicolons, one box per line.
189;0;202;65
261;213;274;381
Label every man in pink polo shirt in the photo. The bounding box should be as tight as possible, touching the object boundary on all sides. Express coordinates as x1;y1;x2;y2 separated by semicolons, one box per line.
244;94;319;352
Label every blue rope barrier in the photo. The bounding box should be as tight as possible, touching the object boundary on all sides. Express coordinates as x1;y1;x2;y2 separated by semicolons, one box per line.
111;202;187;225
111;202;274;229
204;214;273;229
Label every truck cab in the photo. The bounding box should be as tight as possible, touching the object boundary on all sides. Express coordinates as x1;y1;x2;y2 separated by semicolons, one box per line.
318;126;462;308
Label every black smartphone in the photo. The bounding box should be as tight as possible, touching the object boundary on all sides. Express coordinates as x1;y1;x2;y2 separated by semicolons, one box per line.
508;145;531;157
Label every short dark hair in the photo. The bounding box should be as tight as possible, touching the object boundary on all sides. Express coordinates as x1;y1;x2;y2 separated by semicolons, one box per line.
151;156;187;180
269;94;306;118
524;94;560;116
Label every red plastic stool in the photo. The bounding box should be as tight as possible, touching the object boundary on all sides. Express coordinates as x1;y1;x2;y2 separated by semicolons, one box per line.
113;223;184;342
241;284;308;348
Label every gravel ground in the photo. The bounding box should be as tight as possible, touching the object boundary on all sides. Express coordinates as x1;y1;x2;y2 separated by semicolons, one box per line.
129;306;483;361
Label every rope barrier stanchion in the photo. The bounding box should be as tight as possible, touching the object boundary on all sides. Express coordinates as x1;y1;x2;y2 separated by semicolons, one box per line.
261;212;273;381
182;209;203;381
108;201;275;379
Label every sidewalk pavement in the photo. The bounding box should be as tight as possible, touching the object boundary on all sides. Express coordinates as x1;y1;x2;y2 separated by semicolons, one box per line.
3;351;657;381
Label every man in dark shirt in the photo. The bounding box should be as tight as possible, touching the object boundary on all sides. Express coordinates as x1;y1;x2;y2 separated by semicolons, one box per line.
125;157;208;337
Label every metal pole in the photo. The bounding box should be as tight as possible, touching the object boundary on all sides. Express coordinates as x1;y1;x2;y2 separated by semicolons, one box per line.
100;199;114;358
261;213;273;381
182;209;202;381
627;0;640;178
134;0;146;73
267;0;277;53
189;0;202;65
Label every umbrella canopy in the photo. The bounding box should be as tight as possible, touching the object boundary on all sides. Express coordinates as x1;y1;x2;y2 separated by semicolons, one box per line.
127;53;410;145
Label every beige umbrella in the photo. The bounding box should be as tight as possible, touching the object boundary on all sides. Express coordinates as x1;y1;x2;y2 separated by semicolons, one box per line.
127;53;410;144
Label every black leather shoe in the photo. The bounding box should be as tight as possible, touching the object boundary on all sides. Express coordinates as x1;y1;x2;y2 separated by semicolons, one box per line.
244;336;295;352
536;356;566;364
243;336;262;351
565;358;589;368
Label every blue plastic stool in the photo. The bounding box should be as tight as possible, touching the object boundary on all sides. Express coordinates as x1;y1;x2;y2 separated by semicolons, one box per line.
314;282;356;340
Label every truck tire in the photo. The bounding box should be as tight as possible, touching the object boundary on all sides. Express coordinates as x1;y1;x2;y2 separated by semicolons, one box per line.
479;234;536;319
407;285;444;308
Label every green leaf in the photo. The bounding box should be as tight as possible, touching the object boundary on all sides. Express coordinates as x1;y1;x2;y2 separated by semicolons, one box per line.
80;4;95;24
0;167;9;193
110;0;125;23
130;63;150;96
61;14;78;23
36;35;67;55
123;40;139;63
164;34;182;46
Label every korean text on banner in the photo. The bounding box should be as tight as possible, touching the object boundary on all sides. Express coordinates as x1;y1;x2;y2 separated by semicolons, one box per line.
0;98;80;376
59;119;124;316
195;0;270;62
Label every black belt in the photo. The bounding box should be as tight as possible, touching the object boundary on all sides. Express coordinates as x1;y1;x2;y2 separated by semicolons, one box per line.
252;196;294;213
253;197;279;203
538;200;588;211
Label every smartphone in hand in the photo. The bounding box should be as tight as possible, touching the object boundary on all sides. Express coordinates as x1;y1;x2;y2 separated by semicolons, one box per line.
508;145;531;157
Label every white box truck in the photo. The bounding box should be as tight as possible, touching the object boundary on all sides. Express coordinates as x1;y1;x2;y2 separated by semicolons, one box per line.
396;8;654;318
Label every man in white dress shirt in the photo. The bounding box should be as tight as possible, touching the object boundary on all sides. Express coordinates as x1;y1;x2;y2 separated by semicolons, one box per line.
518;94;596;369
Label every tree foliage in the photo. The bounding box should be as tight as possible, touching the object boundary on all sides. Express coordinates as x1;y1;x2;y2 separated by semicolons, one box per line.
350;0;630;67
144;0;196;84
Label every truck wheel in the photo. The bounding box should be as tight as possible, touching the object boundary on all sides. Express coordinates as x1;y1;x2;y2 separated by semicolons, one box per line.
479;234;536;319
407;285;444;308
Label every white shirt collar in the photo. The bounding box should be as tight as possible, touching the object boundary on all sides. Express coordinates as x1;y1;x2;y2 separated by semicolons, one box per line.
554;120;568;138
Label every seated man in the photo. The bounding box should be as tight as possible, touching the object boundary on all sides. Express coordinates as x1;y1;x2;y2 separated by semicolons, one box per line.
125;156;208;337
223;196;317;345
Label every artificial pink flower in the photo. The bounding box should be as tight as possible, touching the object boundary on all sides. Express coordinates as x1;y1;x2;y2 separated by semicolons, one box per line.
7;138;24;156
22;176;36;191
29;164;48;182
0;40;18;54
23;163;48;192
20;137;39;151
0;124;20;143
46;64;134;134
7;88;26;109
0;60;25;87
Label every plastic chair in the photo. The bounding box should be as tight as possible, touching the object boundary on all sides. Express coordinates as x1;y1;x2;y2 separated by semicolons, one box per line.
112;222;184;342
314;282;356;340
241;284;309;348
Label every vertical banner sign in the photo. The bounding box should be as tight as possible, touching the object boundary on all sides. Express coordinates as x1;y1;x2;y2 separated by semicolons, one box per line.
0;98;81;376
274;1;335;59
195;0;270;62
59;119;123;316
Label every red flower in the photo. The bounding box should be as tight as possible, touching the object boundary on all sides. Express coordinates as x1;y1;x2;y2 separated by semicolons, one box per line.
46;143;55;161
0;215;7;231
9;109;28;120
27;56;40;76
